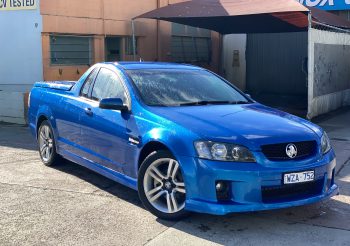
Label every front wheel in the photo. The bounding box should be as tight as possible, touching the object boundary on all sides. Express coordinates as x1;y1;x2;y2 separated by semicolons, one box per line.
138;150;190;220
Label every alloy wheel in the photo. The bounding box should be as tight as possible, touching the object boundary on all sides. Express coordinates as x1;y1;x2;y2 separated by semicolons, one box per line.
38;125;54;162
143;158;186;214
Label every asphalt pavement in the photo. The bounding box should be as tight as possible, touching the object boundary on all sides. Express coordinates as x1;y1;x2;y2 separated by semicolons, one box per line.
0;109;350;246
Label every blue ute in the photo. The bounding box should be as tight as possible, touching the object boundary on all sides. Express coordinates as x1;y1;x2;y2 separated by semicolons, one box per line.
28;62;339;220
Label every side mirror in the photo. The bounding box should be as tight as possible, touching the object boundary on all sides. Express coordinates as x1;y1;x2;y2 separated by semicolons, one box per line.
99;98;129;112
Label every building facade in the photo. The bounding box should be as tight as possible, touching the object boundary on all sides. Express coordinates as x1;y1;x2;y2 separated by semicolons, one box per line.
41;0;220;81
222;0;350;117
0;0;220;124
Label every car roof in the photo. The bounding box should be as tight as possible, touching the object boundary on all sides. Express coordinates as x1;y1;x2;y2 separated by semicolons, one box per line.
102;62;204;70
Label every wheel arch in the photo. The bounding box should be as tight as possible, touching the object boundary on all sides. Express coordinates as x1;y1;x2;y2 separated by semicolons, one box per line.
136;138;193;193
136;127;197;172
36;114;61;155
138;141;173;170
36;115;51;139
35;104;58;139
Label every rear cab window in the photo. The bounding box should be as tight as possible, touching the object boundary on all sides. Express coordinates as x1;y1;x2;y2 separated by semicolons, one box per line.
80;68;99;98
91;68;127;102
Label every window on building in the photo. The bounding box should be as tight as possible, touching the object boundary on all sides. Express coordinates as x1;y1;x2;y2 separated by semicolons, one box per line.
50;35;93;65
105;37;121;62
125;36;138;55
171;36;211;64
171;23;212;64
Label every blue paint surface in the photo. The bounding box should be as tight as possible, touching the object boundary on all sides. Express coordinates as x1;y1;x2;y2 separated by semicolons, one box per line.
298;0;350;11
34;81;76;91
28;62;338;215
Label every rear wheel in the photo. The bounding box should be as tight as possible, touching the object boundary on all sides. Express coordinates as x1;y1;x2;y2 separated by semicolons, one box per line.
38;120;61;166
138;150;190;220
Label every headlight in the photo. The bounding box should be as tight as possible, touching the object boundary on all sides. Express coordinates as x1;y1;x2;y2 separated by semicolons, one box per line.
194;141;256;162
321;132;331;154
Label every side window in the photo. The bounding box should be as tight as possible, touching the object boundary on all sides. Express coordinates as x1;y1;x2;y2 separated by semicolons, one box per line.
91;68;127;102
80;68;99;98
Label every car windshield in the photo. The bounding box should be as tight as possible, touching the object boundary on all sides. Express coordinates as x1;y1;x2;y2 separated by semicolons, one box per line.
126;69;250;106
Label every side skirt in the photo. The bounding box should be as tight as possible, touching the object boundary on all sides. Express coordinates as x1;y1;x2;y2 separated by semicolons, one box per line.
58;148;138;191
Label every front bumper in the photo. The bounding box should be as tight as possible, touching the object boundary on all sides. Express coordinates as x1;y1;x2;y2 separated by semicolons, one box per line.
179;151;339;215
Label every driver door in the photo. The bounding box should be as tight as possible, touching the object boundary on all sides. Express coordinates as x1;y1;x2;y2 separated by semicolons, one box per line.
79;67;130;173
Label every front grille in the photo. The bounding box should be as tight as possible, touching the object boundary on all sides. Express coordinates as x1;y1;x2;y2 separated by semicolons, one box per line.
261;141;317;161
261;179;324;203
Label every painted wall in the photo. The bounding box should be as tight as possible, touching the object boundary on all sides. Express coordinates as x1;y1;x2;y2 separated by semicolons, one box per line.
0;0;43;92
222;34;247;91
307;28;350;119
0;0;42;124
40;0;160;81
41;0;220;81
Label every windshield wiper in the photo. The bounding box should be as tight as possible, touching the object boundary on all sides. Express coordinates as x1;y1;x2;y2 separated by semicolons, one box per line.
231;101;251;105
178;100;251;106
178;101;230;106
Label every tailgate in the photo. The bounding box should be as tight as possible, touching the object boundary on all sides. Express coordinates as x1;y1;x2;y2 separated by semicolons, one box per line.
34;81;76;91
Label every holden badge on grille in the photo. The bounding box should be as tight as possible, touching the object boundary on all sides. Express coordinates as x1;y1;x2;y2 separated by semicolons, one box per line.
286;144;298;158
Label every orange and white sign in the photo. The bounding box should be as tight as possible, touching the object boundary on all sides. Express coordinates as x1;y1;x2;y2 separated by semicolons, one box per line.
0;0;37;11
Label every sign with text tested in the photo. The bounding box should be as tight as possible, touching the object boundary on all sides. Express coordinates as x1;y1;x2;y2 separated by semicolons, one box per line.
0;0;36;11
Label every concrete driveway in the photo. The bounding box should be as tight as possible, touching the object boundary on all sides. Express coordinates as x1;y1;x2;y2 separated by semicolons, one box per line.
0;120;350;245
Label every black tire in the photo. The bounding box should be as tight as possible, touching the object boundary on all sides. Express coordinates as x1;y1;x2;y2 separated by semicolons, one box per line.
37;120;61;166
138;150;190;220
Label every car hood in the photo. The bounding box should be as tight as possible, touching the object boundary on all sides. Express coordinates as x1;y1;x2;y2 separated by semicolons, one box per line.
147;103;322;150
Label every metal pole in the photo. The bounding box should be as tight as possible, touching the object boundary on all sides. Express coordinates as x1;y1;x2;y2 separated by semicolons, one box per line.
131;19;136;61
218;33;224;76
306;11;312;119
308;11;312;30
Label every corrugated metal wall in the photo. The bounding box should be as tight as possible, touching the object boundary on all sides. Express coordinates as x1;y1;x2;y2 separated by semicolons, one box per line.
246;32;308;96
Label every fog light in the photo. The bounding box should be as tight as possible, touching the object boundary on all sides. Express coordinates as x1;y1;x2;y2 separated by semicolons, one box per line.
216;182;226;192
215;181;230;201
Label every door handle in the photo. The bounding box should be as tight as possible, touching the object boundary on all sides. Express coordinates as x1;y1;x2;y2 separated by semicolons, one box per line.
84;108;93;116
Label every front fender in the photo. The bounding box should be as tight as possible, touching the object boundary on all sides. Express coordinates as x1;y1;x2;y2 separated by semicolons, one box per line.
141;128;199;197
142;127;197;158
